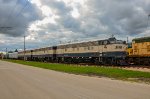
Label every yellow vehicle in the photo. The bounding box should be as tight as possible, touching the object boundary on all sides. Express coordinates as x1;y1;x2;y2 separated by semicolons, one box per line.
127;37;150;65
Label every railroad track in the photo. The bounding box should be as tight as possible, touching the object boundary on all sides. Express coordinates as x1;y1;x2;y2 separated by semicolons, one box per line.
50;62;150;69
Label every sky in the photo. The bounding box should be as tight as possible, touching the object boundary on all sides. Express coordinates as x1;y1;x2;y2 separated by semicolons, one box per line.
0;0;150;52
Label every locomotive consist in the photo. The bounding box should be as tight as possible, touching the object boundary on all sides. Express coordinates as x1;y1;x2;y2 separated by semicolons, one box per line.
17;37;127;65
8;36;150;66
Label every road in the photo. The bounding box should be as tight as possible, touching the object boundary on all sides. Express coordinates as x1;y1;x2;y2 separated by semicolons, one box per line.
0;60;150;99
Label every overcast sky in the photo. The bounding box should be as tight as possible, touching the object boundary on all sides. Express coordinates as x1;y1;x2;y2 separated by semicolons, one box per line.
0;0;150;52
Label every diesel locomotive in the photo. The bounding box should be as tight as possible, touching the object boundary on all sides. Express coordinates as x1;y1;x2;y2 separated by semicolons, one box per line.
127;37;150;65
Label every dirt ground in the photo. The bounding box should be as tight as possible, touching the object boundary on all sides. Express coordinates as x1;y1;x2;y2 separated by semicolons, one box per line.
119;67;150;72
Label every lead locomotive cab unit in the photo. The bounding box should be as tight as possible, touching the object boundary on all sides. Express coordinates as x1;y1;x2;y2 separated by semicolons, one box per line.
98;37;127;65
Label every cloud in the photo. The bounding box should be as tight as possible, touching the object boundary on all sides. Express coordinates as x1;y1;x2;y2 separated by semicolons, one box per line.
1;0;150;51
84;0;150;35
0;0;43;37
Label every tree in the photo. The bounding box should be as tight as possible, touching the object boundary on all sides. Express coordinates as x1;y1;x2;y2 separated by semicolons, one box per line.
15;49;18;52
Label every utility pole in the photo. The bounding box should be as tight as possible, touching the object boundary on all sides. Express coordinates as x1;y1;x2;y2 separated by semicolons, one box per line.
147;14;150;28
147;14;150;30
6;48;7;59
24;35;26;61
127;37;129;44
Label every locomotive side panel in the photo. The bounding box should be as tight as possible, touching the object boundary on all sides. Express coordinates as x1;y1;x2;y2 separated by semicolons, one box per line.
31;47;55;62
132;42;150;56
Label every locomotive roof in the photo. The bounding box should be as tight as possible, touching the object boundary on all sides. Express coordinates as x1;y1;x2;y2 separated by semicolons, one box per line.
58;41;99;48
58;37;124;45
132;36;150;43
57;37;125;48
18;37;125;52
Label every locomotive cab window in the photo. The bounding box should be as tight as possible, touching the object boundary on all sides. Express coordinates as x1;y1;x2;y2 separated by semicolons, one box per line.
116;46;122;49
104;41;108;45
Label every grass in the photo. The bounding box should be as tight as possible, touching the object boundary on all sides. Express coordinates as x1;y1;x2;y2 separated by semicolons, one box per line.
4;59;150;83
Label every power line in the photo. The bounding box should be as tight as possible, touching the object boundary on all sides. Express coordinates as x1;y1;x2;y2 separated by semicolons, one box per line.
24;35;26;61
3;0;20;27
16;0;30;17
12;0;31;29
3;0;30;28
146;14;150;30
7;0;20;21
0;27;12;31
0;0;20;31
